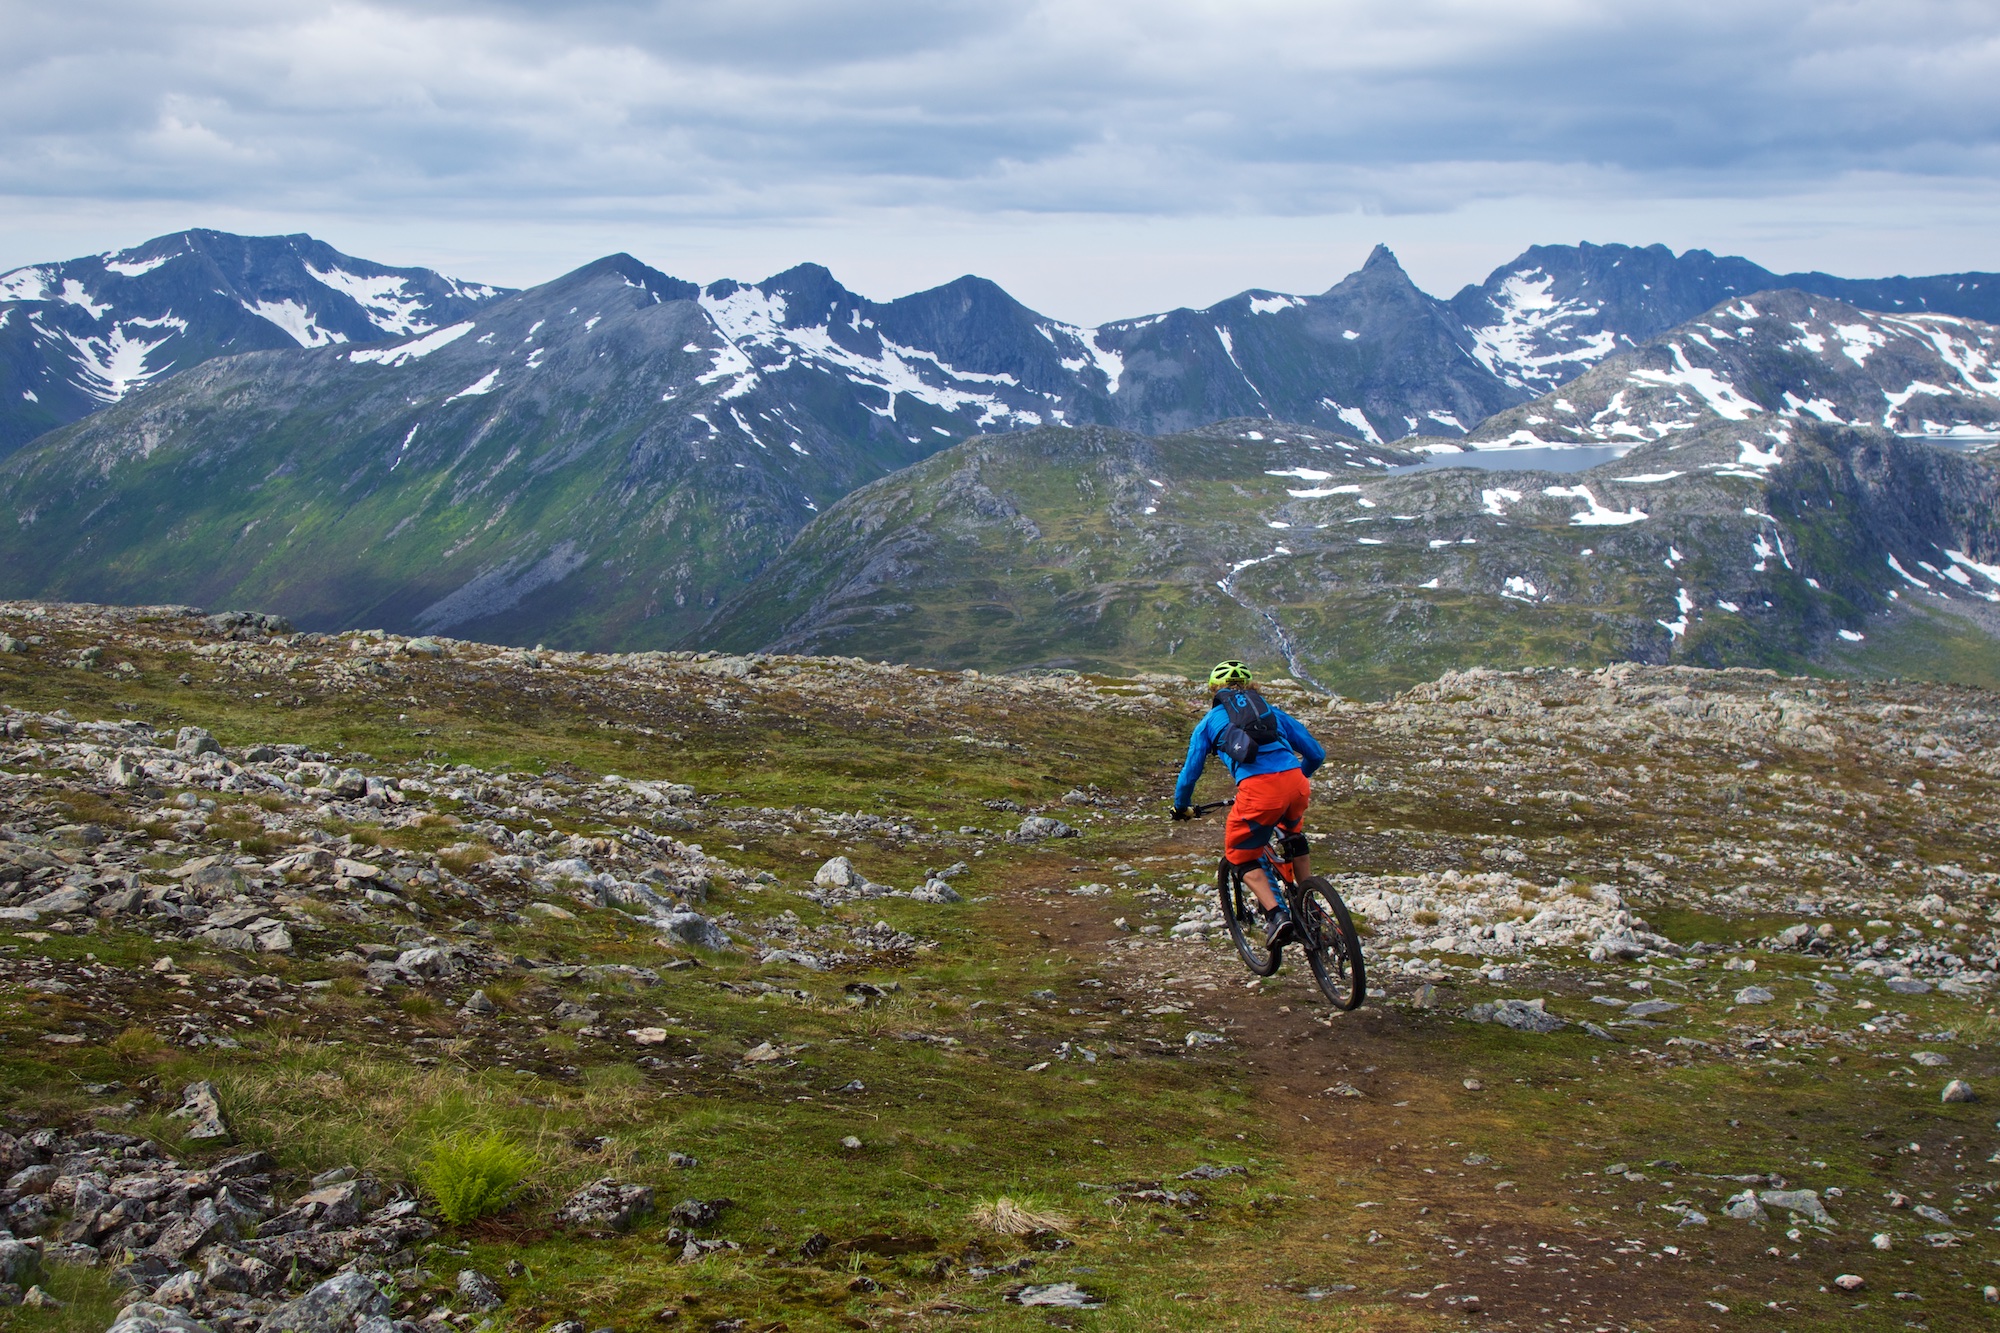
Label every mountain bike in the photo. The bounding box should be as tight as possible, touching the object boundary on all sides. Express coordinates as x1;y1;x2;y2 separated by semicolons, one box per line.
1190;799;1366;1010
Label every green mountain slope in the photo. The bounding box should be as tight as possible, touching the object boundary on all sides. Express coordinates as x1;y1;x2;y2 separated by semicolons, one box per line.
700;417;2000;696
0;256;948;649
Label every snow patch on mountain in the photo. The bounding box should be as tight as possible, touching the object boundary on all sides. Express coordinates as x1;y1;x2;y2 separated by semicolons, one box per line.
1466;270;1620;392
57;280;111;320
1543;484;1647;526
61;317;186;402
446;369;501;401
698;284;1048;428
1628;343;1761;421
247;299;347;348
348;321;474;367
0;268;51;303
102;252;178;278
305;264;441;337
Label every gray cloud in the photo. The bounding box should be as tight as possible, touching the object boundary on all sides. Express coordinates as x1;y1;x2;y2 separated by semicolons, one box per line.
2;1;1997;313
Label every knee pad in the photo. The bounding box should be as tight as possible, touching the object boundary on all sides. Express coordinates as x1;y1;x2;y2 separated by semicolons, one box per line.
1280;832;1311;859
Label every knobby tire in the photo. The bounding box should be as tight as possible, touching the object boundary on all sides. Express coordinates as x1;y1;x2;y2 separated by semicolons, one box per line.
1296;876;1366;1010
1217;860;1280;977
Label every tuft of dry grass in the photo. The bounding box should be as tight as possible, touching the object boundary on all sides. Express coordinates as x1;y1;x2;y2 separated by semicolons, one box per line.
969;1196;1073;1235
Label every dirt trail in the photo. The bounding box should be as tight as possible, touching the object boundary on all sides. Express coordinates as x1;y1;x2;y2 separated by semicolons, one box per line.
1020;821;1746;1332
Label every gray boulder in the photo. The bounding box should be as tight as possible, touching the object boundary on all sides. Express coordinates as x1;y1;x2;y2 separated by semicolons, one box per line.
1468;998;1566;1034
1009;816;1078;842
554;1178;653;1233
1943;1079;1977;1103
170;1082;231;1142
659;910;728;952
22;886;94;917
910;880;962;904
393;948;452;980
1760;1189;1832;1226
260;1272;390;1333
1722;1189;1766;1222
454;1269;502;1312
109;1303;216;1333
176;728;222;758
0;1238;37;1284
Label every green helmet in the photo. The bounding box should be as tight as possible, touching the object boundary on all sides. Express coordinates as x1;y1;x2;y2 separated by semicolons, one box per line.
1207;659;1253;688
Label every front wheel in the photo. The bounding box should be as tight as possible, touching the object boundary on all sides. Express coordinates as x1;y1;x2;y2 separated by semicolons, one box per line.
1295;876;1366;1010
1217;860;1280;977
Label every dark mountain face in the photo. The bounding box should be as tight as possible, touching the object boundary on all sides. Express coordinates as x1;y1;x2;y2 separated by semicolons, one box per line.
0;229;508;456
1091;246;1526;444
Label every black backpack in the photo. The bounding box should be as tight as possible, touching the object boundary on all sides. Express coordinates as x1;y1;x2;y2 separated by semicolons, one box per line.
1214;687;1281;765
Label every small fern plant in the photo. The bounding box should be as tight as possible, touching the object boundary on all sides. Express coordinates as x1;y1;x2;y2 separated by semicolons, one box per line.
417;1130;539;1225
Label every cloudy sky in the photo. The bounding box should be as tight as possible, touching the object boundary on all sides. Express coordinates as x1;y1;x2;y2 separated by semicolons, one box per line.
4;0;1998;322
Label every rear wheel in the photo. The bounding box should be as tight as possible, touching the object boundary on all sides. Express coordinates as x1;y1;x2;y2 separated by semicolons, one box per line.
1296;876;1365;1010
1217;860;1280;976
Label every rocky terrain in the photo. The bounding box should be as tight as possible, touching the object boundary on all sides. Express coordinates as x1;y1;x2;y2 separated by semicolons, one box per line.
0;600;1996;1330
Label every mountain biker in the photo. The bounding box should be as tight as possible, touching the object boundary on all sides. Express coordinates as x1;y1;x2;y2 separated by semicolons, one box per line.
1172;660;1326;949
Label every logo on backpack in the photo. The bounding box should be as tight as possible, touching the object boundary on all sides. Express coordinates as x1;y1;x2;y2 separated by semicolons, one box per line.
1214;688;1281;765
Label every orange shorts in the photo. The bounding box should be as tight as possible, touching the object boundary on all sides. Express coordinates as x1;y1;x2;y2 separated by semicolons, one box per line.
1224;768;1310;865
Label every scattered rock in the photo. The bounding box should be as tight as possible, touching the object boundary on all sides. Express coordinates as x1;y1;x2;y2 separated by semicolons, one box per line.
1467;998;1566;1033
1008;816;1078;843
1759;1188;1831;1226
1732;986;1775;1005
259;1271;390;1333
1835;1274;1864;1291
455;1269;503;1312
554;1179;654;1233
171;1080;232;1142
109;1303;216;1333
1942;1079;1977;1103
1006;1281;1103;1308
1722;1190;1766;1222
668;1198;732;1228
658;909;729;951
0;1239;36;1285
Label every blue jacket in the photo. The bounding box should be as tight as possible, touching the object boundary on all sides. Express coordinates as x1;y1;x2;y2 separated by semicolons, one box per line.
1173;697;1326;808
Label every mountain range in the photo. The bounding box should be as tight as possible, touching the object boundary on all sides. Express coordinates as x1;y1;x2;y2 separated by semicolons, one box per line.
0;228;1996;688
0;230;507;454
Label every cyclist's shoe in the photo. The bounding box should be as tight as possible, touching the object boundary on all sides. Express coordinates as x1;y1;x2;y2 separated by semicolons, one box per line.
1263;911;1297;950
